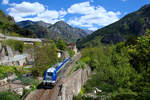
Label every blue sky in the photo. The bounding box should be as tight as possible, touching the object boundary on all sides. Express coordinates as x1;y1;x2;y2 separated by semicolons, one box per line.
1;0;150;30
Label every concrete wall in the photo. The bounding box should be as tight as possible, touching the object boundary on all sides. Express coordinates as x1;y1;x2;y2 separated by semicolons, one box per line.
0;43;29;66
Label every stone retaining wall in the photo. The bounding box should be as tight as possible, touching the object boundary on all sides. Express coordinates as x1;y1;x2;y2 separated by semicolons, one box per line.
60;66;91;100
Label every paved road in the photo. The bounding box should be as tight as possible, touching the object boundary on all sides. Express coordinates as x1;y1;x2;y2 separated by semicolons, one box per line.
0;33;42;42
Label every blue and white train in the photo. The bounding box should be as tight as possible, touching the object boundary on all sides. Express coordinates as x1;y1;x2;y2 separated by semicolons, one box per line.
43;57;70;86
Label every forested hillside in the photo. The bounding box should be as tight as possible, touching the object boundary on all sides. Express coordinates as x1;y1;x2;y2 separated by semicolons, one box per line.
0;10;35;37
74;4;150;100
77;4;150;49
74;29;150;100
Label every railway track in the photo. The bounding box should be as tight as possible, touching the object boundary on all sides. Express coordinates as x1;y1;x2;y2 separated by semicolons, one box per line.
38;89;46;100
25;53;81;100
37;88;55;100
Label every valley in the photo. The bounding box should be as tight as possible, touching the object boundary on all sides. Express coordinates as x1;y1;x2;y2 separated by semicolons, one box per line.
0;1;150;100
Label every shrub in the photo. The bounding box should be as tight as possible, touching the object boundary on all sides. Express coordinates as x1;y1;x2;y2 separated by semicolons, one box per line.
67;61;86;76
56;39;66;50
16;76;38;85
68;50;75;57
5;39;24;53
32;43;58;76
0;65;14;79
0;91;20;100
128;30;150;72
73;94;94;100
78;41;150;99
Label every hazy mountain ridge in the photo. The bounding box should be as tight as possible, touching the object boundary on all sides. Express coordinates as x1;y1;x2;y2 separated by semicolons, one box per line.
17;20;93;42
17;20;52;28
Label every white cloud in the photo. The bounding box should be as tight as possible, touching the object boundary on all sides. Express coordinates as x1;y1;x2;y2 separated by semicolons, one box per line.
67;2;121;30
88;27;98;31
59;8;67;19
7;2;67;24
68;2;95;14
21;10;60;24
6;1;121;30
2;0;9;5
7;2;45;18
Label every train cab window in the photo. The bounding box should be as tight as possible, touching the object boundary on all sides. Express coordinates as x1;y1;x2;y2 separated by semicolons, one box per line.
46;72;53;80
47;72;53;76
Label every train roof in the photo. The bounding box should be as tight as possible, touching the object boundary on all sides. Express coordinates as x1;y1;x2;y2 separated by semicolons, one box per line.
53;63;61;68
47;67;56;72
46;58;70;73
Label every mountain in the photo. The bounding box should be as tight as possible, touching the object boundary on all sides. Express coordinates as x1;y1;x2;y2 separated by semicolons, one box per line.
77;4;150;49
0;10;15;27
17;20;52;28
17;20;92;42
0;10;35;37
47;21;90;42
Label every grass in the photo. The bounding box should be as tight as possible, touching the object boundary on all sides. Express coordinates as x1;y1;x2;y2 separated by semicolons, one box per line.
0;65;15;79
0;65;33;79
67;61;86;77
4;39;24;53
15;76;39;86
68;50;75;58
0;91;20;100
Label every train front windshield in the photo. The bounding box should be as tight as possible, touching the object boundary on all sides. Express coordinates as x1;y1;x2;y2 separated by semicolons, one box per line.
46;72;53;80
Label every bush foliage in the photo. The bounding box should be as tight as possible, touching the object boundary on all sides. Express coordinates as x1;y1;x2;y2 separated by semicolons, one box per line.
68;50;75;58
5;39;24;53
0;91;20;100
0;65;14;79
74;30;150;100
32;43;58;76
56;39;66;51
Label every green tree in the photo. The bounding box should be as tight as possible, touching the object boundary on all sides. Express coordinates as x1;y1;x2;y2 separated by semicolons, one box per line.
56;39;66;50
32;43;58;76
128;29;150;72
5;39;24;53
68;50;75;57
76;42;149;100
127;29;150;100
